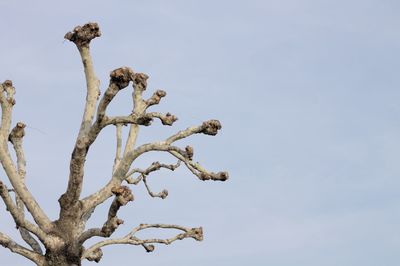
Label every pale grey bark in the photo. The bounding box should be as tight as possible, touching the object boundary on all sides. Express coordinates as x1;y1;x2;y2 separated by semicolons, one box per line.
0;231;44;265
112;124;123;173
82;223;203;262
0;22;228;266
9;122;43;254
0;82;52;233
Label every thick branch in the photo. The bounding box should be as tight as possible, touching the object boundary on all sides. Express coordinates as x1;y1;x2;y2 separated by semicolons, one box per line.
0;231;44;264
0;80;15;142
0;182;48;244
96;67;135;123
60;69;151;215
0;82;52;231
72;32;101;139
71;68;145;153
0;149;52;231
62;25;228;224
82;223;203;262
122;73;149;157
59;67;151;212
61;23;101;211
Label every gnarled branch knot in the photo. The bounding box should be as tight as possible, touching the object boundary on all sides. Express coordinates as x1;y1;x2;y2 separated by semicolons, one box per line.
189;227;203;241
200;171;229;181
111;186;134;205
133;73;149;91
110;67;135;89
64;22;101;47
8;122;26;144
201;119;222;135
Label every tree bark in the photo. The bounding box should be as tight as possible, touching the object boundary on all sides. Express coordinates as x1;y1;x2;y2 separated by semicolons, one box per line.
41;245;83;266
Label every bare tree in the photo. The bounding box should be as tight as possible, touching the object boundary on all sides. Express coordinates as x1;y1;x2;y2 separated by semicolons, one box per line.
0;23;228;266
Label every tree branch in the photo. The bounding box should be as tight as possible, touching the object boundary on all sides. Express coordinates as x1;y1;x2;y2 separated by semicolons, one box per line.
60;23;101;211
64;22;101;139
125;160;181;199
0;181;48;244
9;122;43;254
113;124;123;173
70;67;142;153
0;231;44;265
168;150;229;181
19;228;43;255
80;160;180;243
61;26;163;222
82;223;203;262
0;22;228;265
81;120;227;214
0;81;52;232
0;80;15;139
145;89;166;108
96;67;135;123
122;73;149;157
147;112;178;126
78;186;133;244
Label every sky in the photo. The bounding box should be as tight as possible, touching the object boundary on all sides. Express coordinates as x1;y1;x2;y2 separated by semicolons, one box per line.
0;0;399;265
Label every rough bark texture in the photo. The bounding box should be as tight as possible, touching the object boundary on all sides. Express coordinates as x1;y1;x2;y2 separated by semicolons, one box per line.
0;22;228;265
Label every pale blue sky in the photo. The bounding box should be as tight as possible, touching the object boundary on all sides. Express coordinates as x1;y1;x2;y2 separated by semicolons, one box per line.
0;0;399;265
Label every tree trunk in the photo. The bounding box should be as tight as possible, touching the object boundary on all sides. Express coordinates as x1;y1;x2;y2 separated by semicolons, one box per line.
40;207;85;266
42;248;82;266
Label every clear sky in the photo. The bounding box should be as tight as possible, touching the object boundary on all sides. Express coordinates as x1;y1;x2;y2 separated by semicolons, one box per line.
0;0;399;265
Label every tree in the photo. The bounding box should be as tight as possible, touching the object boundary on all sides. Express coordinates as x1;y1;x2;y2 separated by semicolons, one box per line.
0;22;228;266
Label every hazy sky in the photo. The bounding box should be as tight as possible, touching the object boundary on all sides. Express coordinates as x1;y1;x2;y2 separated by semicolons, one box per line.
0;1;399;265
